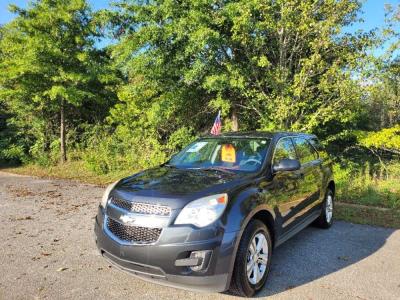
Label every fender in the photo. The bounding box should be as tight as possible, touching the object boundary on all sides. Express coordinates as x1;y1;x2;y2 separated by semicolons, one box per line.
222;187;277;291
321;158;334;193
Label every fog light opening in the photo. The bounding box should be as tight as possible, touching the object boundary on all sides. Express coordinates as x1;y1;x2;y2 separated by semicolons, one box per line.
189;250;212;272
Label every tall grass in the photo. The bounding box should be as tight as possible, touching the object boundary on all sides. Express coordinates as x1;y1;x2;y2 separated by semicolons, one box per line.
335;161;400;209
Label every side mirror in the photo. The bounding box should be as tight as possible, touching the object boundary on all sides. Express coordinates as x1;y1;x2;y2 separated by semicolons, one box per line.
272;158;301;173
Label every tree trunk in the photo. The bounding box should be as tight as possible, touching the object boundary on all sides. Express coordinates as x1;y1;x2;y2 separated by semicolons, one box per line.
60;99;67;163
231;109;238;131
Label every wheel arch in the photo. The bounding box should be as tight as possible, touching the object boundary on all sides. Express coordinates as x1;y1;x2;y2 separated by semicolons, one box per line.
251;210;276;248
224;206;277;291
327;180;335;196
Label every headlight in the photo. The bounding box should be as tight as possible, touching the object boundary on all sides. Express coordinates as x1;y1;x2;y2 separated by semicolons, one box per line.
100;180;119;208
174;194;228;227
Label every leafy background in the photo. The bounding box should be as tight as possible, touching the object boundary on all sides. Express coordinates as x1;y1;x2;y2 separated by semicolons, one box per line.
0;0;399;213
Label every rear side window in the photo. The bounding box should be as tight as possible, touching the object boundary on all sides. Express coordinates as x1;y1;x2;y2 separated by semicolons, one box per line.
308;137;322;151
293;137;318;164
308;137;328;159
273;138;297;164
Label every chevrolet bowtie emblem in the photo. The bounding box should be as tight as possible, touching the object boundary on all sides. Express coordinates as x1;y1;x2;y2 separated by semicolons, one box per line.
119;215;136;225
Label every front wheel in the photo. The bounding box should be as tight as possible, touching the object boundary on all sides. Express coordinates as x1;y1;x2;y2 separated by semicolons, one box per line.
314;188;334;228
229;219;272;297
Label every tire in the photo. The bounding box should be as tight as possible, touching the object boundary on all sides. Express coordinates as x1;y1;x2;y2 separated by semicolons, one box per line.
314;188;334;229
229;219;272;297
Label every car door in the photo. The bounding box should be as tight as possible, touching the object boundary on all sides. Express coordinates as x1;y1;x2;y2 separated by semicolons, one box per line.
266;137;304;235
292;136;323;219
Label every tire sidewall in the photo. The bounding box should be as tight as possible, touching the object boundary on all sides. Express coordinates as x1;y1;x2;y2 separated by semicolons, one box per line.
239;221;272;296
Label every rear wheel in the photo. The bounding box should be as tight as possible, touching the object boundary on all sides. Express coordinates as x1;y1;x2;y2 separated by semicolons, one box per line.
229;219;272;297
314;188;334;228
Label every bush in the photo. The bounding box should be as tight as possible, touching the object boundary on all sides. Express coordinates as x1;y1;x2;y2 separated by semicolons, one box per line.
0;143;27;164
335;161;400;209
83;128;161;174
165;126;197;155
28;138;61;167
81;124;197;174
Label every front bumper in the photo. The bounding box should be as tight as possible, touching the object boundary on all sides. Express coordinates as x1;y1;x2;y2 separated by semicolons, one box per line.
94;207;239;292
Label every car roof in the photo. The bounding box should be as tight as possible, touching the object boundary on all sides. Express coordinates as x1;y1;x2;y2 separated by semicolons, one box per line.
202;131;316;139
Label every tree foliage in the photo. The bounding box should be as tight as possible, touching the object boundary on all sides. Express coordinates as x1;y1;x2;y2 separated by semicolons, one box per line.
0;0;118;164
364;57;400;130
109;0;372;137
356;125;400;155
0;0;398;173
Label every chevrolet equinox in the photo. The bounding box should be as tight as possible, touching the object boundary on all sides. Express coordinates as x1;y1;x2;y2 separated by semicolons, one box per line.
94;131;335;297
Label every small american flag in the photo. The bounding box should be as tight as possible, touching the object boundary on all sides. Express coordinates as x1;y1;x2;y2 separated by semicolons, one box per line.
210;111;221;135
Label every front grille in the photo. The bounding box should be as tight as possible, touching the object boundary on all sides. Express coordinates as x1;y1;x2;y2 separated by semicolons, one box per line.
110;197;131;211
110;197;171;216
106;218;162;243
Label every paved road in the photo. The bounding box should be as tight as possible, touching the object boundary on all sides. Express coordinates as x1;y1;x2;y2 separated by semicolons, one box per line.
1;171;399;300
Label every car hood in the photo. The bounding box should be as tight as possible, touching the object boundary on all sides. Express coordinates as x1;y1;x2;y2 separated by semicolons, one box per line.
110;166;247;209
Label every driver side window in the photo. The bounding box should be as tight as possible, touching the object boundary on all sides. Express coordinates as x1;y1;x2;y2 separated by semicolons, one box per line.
273;138;297;164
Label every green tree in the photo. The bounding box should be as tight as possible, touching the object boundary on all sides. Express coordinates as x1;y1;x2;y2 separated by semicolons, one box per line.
0;0;116;163
365;58;400;130
107;0;373;143
347;4;400;163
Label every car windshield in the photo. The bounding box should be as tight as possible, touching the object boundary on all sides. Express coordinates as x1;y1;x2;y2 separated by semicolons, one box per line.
168;137;271;172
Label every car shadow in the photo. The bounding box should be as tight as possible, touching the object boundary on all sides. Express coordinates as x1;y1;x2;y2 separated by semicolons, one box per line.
245;221;396;297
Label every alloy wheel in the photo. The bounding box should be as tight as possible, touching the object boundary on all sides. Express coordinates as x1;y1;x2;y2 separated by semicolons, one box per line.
246;232;268;285
326;194;333;223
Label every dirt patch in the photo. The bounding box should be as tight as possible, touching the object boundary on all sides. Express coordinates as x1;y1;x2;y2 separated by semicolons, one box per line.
9;216;34;221
6;185;36;197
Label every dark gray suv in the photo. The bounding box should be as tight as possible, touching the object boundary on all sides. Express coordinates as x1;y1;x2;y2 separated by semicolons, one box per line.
94;131;334;297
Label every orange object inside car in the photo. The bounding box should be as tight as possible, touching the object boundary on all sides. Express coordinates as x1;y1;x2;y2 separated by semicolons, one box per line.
221;144;236;163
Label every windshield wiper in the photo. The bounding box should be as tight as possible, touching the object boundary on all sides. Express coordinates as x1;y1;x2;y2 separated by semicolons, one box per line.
163;163;178;169
200;167;235;174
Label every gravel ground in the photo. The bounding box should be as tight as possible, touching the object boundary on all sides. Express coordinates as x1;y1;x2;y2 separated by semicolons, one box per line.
1;171;399;300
